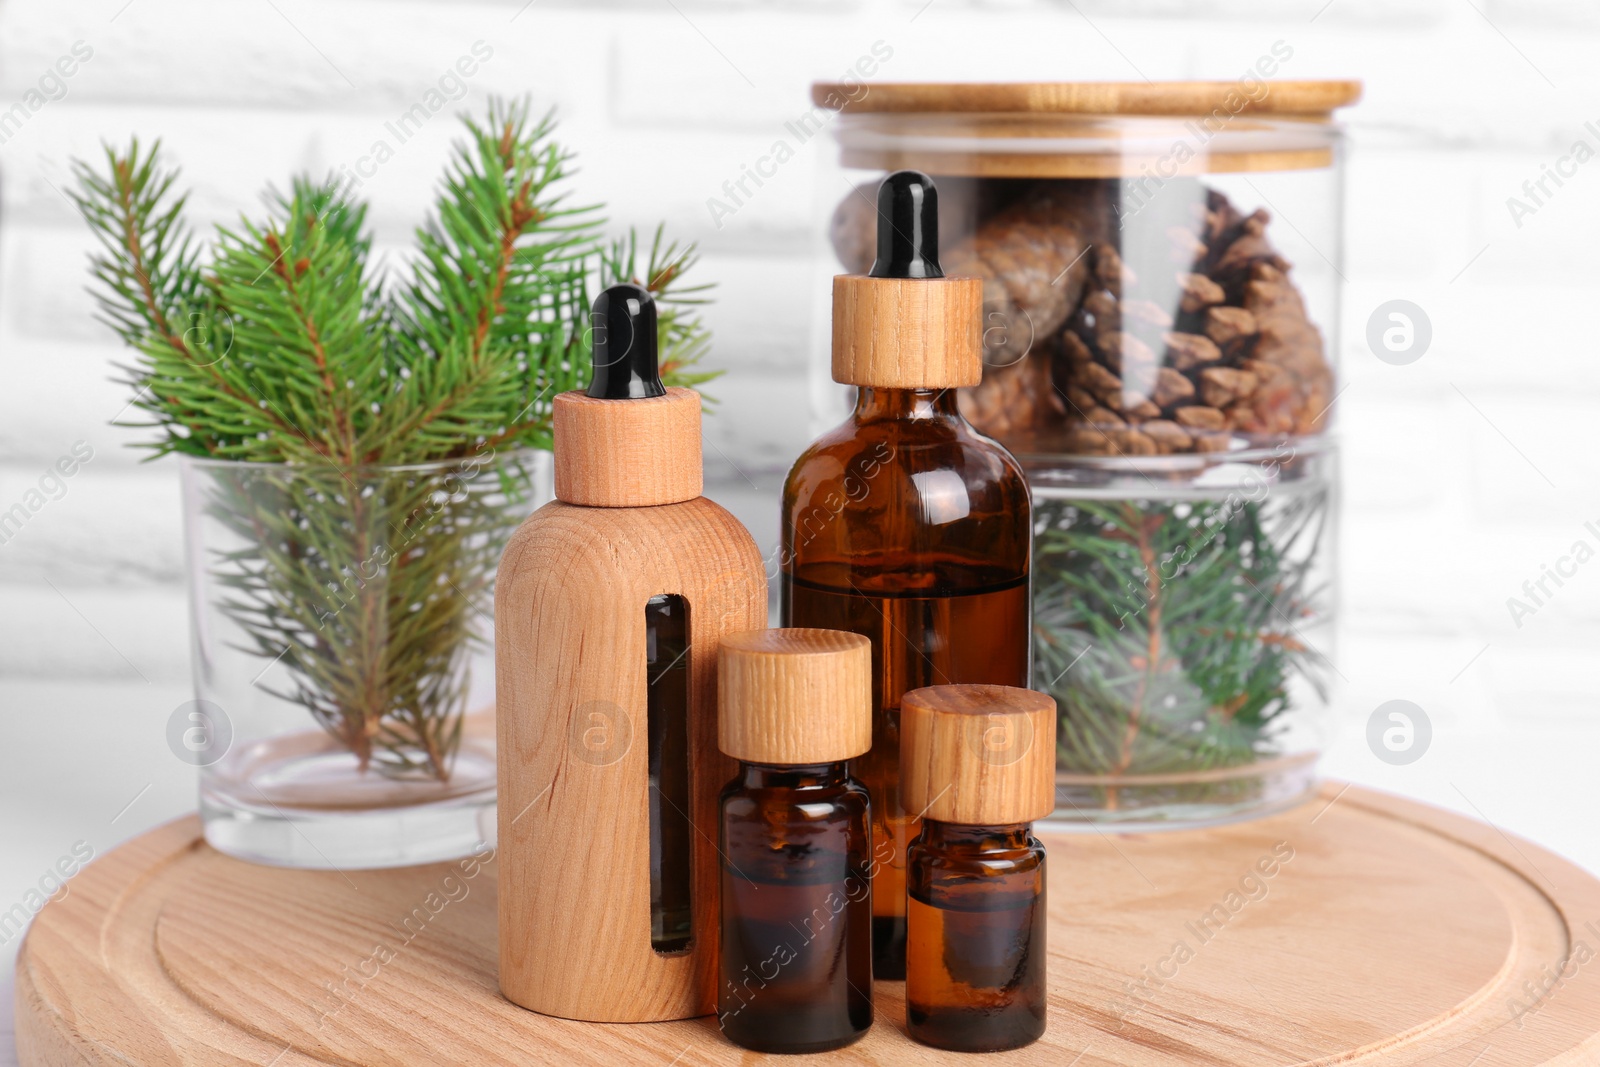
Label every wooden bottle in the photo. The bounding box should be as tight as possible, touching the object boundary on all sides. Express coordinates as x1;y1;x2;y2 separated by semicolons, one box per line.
495;284;767;1022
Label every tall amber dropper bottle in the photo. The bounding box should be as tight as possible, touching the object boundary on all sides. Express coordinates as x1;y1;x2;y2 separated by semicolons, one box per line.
780;171;1032;978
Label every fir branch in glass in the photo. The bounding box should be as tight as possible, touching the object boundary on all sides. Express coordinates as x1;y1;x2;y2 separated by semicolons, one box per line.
1032;485;1332;790
72;98;721;781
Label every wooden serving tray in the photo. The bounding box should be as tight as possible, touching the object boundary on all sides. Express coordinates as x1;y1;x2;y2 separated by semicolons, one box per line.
15;784;1600;1065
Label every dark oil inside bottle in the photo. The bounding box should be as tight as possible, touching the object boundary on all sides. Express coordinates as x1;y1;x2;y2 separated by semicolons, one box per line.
718;762;873;1054
645;593;692;953
782;573;1029;976
906;822;1047;1052
780;386;1032;979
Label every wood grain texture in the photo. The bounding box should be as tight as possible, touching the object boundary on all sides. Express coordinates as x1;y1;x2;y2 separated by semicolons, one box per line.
831;274;983;389
16;784;1600;1066
717;628;872;765
813;80;1364;116
901;684;1057;825
551;388;703;507
838;145;1338;178
493;495;766;1021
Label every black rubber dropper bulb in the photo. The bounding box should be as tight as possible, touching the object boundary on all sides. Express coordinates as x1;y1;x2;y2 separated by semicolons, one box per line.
868;170;944;280
587;282;666;400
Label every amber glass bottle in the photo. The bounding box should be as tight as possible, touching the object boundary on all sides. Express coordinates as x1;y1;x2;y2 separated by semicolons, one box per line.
716;629;875;1053
781;171;1031;978
901;684;1057;1052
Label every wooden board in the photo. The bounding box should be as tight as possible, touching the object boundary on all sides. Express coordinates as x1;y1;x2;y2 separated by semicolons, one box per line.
15;783;1600;1065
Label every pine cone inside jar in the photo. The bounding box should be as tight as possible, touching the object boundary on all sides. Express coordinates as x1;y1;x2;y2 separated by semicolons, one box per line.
826;177;1332;454
829;178;1113;439
1054;186;1333;456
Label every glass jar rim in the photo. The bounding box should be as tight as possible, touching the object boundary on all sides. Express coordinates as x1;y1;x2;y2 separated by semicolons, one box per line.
176;445;547;476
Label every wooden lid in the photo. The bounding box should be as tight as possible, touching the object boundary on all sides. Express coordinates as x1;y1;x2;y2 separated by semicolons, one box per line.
902;684;1057;825
832;274;982;388
718;628;872;764
551;387;702;507
812;80;1363;117
819;80;1358;176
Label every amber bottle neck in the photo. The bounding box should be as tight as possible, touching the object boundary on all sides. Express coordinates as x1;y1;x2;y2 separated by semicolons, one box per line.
737;761;851;790
920;820;1033;852
852;387;962;422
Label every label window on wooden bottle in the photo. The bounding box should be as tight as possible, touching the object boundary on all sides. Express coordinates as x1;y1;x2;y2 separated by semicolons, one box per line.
644;593;693;954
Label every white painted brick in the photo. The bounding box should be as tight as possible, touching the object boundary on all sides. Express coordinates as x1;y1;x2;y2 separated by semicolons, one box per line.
1451;392;1598;520
0;340;139;467
694;251;813;372
1344;148;1481;279
4;105;549;243
1332;630;1499;730
1485;0;1600;30
0;0;608;114
1486;639;1600;723
700;368;812;476
1342;508;1600;637
0;584;188;681
1309;16;1600;151
1338;395;1454;515
0;315;148;474
1462;148;1600;279
1075;0;1448;23
0;461;183;585
571;120;817;248
1320;712;1600;876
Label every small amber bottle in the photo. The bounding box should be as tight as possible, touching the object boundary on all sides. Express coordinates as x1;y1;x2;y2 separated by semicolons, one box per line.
901;684;1058;1053
716;628;875;1053
781;170;1032;979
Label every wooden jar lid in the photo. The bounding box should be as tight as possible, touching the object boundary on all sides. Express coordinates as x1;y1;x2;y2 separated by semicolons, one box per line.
551;387;702;507
815;80;1361;177
832;274;982;388
812;80;1363;117
902;684;1057;825
719;628;872;764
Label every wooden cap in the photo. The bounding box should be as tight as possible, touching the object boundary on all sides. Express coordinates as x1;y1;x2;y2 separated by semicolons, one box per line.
552;387;702;507
832;274;982;388
718;629;872;764
902;684;1058;825
812;80;1363;118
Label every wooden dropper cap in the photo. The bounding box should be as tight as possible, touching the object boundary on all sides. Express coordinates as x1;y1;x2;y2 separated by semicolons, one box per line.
831;171;983;389
901;684;1058;825
718;629;872;765
553;283;703;508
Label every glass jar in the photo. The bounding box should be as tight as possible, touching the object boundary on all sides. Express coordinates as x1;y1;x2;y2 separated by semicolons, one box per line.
178;448;549;867
811;80;1356;827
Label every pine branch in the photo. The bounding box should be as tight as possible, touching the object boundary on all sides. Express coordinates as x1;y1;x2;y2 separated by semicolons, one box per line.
1035;486;1333;779
73;99;721;784
600;223;721;395
385;98;599;461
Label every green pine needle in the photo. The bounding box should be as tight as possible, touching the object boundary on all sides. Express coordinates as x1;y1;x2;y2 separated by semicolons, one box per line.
73;98;723;780
1033;486;1332;783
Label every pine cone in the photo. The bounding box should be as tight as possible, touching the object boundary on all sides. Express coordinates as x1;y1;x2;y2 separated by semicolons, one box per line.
943;181;1114;435
1051;186;1333;455
828;179;1332;454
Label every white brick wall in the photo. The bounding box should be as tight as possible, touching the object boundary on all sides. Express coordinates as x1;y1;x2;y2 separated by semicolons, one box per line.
3;0;1600;1021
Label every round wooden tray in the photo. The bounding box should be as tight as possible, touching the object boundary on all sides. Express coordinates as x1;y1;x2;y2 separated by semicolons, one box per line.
15;784;1600;1065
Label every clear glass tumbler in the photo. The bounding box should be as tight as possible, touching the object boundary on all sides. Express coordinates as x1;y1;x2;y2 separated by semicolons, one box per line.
179;448;549;867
